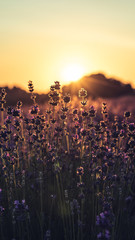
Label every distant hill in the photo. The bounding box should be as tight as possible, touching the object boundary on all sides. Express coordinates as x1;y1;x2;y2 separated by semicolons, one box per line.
1;86;49;106
62;73;134;98
0;73;134;106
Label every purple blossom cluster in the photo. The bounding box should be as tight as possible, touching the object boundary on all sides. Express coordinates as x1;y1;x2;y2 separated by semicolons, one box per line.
13;199;29;222
0;83;135;240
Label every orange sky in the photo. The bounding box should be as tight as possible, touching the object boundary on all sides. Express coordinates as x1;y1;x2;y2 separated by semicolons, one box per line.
1;0;135;93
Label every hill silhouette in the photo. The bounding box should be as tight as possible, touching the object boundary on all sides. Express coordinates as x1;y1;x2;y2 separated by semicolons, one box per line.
2;86;49;106
1;73;134;106
62;73;134;98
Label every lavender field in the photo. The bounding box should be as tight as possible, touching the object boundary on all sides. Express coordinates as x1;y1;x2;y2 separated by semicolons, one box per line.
0;81;135;240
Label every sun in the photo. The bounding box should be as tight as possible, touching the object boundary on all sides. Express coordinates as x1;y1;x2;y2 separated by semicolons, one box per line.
61;63;85;83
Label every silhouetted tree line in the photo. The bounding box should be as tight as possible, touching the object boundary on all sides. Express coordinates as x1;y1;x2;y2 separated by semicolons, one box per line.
62;73;134;98
1;74;134;106
1;86;49;106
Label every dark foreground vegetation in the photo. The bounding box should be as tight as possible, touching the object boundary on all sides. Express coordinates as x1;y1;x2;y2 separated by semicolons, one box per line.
0;81;135;240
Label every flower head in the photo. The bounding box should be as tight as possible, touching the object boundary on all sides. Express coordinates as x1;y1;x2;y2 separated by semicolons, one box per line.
79;88;87;98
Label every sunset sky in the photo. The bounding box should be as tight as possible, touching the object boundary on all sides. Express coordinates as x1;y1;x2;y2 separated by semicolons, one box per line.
1;0;135;92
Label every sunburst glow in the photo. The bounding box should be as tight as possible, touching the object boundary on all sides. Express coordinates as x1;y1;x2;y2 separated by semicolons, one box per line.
61;63;85;83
